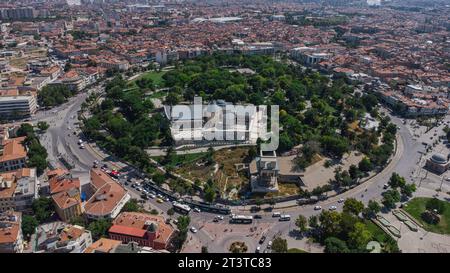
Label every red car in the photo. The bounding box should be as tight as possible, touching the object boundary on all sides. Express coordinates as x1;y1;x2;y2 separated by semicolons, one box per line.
110;170;120;178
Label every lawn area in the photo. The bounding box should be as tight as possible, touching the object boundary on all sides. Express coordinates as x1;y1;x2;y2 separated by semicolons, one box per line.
287;248;308;253
131;70;167;87
153;152;207;168
171;147;251;198
213;147;250;196
364;220;399;253
403;197;450;235
266;183;301;198
147;91;167;99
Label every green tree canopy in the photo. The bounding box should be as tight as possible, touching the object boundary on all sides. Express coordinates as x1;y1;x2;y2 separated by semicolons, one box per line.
343;198;365;216
324;237;349;253
88;219;112;240
295;215;308;233
271;237;288;253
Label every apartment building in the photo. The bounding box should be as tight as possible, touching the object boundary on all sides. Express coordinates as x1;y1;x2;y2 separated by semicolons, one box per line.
0;136;28;172
49;70;87;92
0;7;37;21
155;50;179;65
0;168;38;213
84;238;122;253
0;211;23;253
0;95;37;120
84;169;130;220
48;174;82;222
290;47;331;65
84;238;170;253
52;188;83;222
34;223;92;253
0;60;10;73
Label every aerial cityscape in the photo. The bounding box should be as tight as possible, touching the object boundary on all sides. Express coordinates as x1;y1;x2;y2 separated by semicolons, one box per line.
0;0;449;257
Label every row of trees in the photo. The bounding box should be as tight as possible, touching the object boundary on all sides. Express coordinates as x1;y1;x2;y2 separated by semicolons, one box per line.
162;54;396;172
82;75;172;172
22;197;117;241
294;198;398;253
38;85;75;108
17;123;48;175
172;215;191;250
382;173;416;209
21;197;54;239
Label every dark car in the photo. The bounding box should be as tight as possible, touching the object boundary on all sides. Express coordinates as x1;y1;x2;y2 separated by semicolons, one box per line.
254;214;262;219
259;235;266;244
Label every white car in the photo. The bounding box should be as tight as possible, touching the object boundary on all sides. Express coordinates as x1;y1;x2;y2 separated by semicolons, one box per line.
329;206;337;211
267;241;272;249
190;227;198;233
255;246;261;253
193;208;201;213
314;206;322;210
79;144;85;149
149;194;156;199
217;215;224;220
338;198;345;203
272;212;281;217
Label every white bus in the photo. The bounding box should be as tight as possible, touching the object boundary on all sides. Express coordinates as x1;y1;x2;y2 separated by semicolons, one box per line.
173;202;191;215
230;215;253;224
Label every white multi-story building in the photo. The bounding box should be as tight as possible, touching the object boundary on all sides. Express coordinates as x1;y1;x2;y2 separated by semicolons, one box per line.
34;223;92;253
0;7;37;20
0;60;10;73
0;95;37;120
156;50;179;65
290;47;331;65
164;99;264;146
0;168;39;213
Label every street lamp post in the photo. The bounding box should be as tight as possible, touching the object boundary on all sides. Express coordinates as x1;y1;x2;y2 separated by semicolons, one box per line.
440;175;446;192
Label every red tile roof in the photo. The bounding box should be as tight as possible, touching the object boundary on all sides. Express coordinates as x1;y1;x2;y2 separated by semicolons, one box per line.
48;177;80;195
109;225;146;238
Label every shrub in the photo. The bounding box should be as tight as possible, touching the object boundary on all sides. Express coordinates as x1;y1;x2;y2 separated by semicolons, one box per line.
421;210;440;225
425;198;445;214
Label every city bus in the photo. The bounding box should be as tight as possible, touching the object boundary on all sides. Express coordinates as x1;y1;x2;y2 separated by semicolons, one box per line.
230;215;253;224
172;202;191;215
